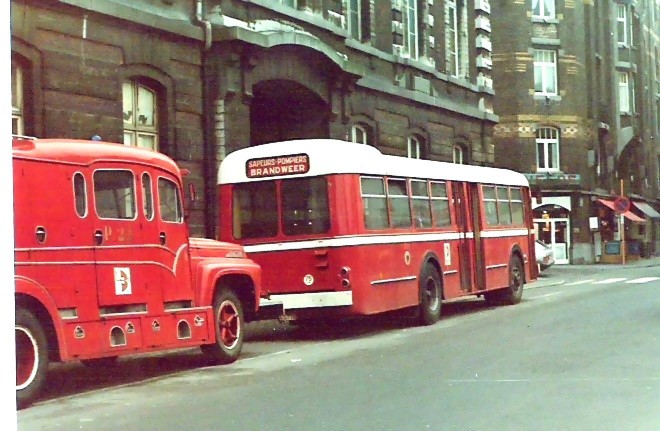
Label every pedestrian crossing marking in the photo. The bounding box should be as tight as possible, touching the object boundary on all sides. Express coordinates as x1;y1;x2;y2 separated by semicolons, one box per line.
593;278;628;284
565;279;595;286
625;277;660;284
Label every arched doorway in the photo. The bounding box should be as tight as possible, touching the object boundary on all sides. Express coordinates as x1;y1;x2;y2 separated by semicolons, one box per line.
533;202;571;264
250;79;330;146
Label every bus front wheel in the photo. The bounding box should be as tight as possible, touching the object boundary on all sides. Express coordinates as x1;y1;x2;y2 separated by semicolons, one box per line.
16;308;49;409
418;264;442;325
201;289;244;365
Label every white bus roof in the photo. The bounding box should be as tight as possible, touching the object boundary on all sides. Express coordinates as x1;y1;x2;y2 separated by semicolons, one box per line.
218;139;529;187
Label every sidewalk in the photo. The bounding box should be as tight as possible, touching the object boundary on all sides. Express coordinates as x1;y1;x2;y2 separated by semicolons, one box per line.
526;255;660;290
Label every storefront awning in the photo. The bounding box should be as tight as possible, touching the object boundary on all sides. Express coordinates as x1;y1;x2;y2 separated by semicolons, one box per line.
632;202;660;219
596;199;646;223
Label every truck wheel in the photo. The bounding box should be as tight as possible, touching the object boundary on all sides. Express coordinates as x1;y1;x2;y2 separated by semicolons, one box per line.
418;264;442;326
16;308;48;409
201;290;244;364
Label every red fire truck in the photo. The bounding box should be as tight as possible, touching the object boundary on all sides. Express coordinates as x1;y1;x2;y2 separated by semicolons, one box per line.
13;137;261;408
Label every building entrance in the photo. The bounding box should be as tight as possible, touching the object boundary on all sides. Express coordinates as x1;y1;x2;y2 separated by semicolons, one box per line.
533;203;571;265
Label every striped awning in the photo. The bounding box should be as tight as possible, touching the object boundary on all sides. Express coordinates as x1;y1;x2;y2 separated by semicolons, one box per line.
597;199;646;223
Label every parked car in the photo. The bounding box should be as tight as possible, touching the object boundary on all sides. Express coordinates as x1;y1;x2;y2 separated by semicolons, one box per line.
535;240;555;271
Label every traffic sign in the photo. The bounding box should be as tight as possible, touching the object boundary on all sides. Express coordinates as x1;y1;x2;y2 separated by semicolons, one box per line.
613;196;630;214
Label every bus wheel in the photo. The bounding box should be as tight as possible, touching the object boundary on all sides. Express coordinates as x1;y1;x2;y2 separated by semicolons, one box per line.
418;264;442;325
16;308;49;409
201;289;244;365
496;256;524;305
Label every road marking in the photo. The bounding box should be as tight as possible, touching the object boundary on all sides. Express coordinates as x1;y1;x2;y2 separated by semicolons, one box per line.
535;292;562;299
564;279;595;286
625;277;660;284
593;278;628;284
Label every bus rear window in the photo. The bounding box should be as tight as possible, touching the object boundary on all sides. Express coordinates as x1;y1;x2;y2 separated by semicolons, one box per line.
282;178;330;236
233;182;278;239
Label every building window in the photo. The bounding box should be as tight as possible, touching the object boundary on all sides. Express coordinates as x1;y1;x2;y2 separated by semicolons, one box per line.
403;0;419;60
445;0;458;76
11;63;24;135
348;0;362;40
123;81;158;150
618;72;630;113
280;0;297;7
351;124;368;145
453;144;466;164
534;49;557;96
407;136;422;159
617;4;628;45
532;0;555;19
536;127;560;172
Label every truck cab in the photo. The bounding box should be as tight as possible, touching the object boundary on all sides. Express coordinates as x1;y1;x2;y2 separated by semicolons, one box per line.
14;137;261;408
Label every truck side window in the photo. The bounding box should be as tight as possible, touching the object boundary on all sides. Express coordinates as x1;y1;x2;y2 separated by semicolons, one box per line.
142;173;154;220
73;173;87;217
93;170;137;220
158;177;182;223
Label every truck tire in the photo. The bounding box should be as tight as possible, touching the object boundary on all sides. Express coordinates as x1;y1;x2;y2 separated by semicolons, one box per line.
16;308;48;409
201;289;244;364
418;264;442;326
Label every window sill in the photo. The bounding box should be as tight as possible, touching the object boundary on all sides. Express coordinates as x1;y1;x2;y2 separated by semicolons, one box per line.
531;17;559;24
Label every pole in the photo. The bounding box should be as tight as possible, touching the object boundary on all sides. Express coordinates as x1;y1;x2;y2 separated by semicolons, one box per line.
620;179;626;265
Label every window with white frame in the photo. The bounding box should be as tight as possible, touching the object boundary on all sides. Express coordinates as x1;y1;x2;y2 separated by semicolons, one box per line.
534;49;557;95
348;0;362;40
618;71;630;113
403;0;419;60
445;0;458;76
407;136;422;159
123;80;158;150
351;124;368;145
532;0;555;19
280;0;296;7
536;127;560;172
11;62;24;135
617;4;628;45
453;144;466;164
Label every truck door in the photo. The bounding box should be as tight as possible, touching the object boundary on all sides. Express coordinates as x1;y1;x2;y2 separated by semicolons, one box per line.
91;165;156;311
154;173;194;304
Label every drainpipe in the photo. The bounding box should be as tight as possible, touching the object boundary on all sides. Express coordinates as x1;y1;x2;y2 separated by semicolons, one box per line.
193;0;216;237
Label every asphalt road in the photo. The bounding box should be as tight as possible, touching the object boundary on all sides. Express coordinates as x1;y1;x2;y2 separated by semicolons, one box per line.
17;264;660;431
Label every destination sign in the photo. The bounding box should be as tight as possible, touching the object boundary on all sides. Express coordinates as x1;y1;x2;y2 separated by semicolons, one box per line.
246;153;310;178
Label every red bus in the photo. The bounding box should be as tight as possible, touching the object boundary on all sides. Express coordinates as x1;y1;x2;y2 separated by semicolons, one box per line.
217;139;537;324
14;137;261;407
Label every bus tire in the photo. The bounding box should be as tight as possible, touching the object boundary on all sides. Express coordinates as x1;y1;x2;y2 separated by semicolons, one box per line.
201;289;244;365
418;264;442;326
496;255;524;305
16;308;49;409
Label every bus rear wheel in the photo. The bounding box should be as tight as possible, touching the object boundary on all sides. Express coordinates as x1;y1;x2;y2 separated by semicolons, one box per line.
486;256;524;305
201;289;244;365
16;308;48;409
418;264;442;325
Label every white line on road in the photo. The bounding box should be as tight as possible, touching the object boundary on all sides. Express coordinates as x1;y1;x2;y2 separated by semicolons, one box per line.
564;279;595;286
534;292;563;299
625;277;660;284
593;278;628;284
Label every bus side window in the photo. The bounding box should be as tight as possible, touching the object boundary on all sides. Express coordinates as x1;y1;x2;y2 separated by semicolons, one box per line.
361;177;389;230
430;182;451;227
93;170;136;220
387;178;412;228
73;172;87;218
411;180;432;228
497;187;513;225
510;187;525;225
483;185;499;226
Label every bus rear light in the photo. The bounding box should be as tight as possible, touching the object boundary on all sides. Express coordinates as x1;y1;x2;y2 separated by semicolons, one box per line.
339;267;351;277
341;278;351;288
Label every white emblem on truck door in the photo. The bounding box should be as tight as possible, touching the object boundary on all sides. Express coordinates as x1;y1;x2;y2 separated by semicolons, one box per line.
114;267;132;295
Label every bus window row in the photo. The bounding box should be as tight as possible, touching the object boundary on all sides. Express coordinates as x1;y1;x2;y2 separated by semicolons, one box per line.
482;185;525;227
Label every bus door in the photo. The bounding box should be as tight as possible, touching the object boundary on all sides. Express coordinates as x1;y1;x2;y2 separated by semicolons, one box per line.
451;182;474;292
468;184;487;290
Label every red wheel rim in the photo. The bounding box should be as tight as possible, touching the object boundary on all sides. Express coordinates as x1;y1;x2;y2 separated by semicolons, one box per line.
16;326;39;390
217;300;240;349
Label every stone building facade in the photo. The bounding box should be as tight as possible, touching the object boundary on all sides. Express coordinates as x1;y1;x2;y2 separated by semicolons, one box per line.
11;0;497;238
491;0;660;264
